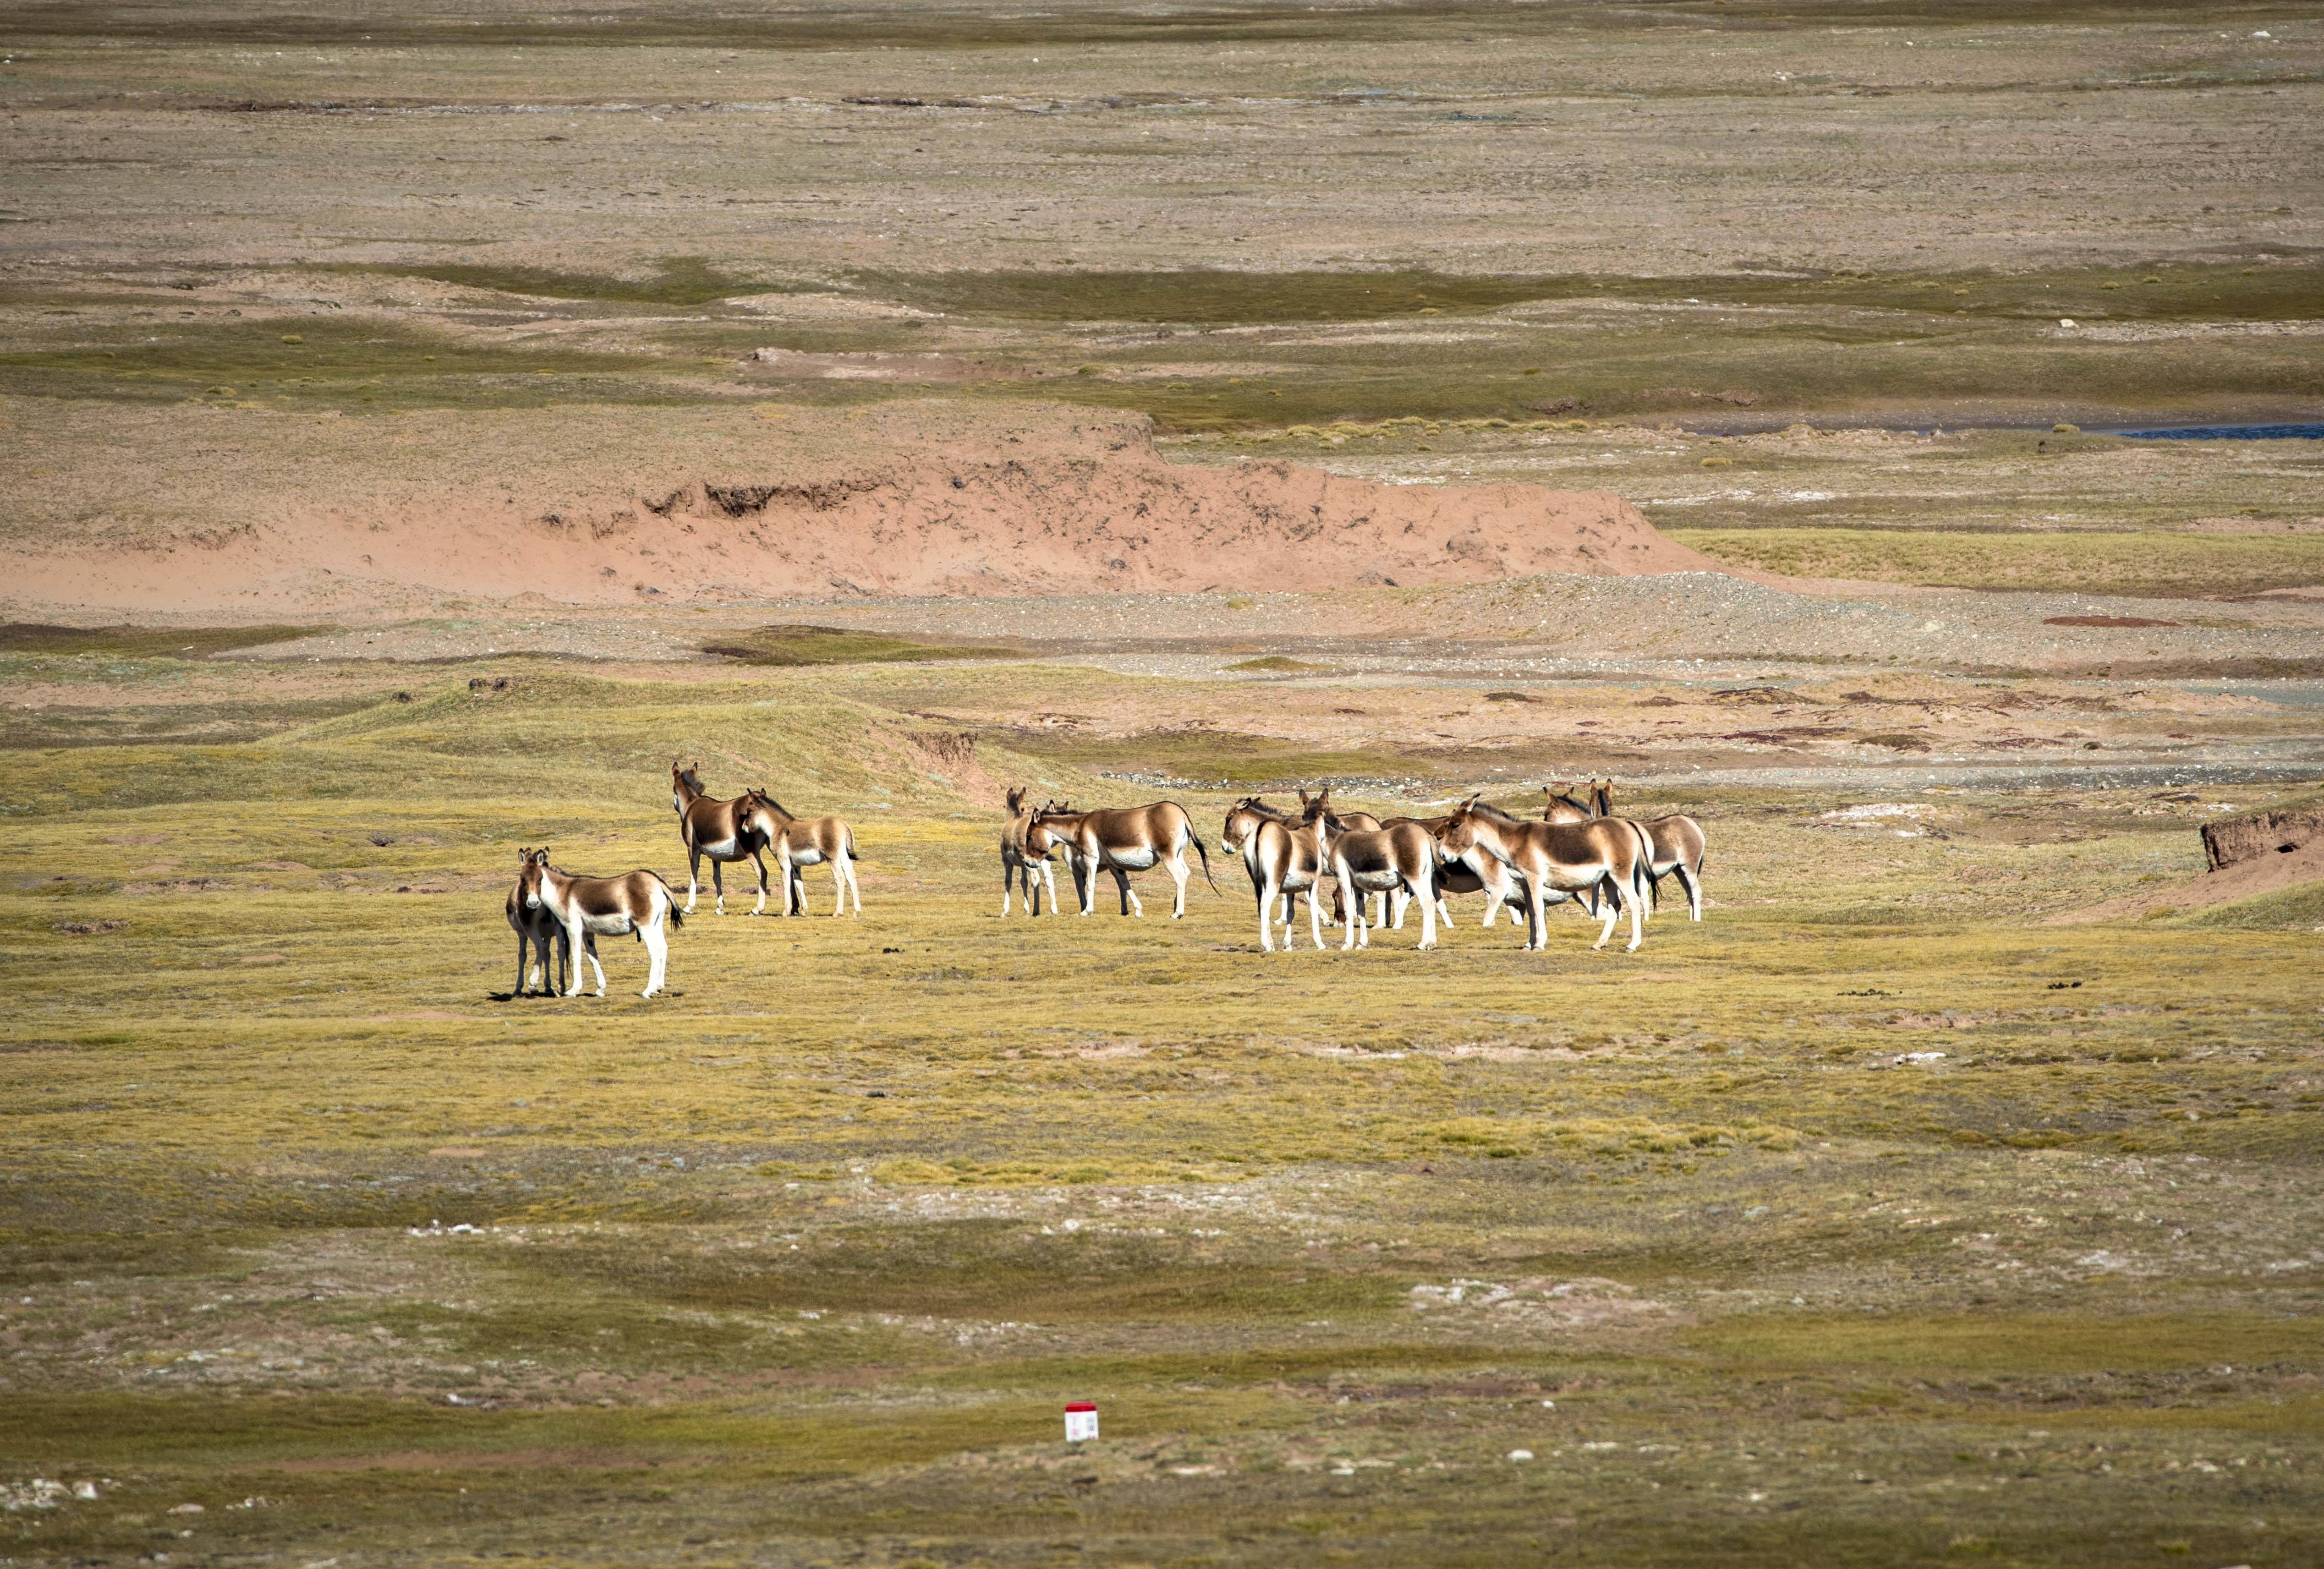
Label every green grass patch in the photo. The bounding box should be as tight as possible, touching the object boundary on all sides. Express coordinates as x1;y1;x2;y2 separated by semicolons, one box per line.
700;624;1019;666
1223;655;1326;673
1687;1311;2324;1376
2181;878;2324;930
331;255;770;307
0;623;326;659
1666;526;2324;599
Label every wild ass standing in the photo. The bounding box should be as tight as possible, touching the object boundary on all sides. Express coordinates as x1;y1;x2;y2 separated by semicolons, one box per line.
735;787;861;917
1593;782;1708;921
1318;809;1441;951
1032;801;1217;918
1221;793;1332;951
504;847;583;996
672;761;775;915
516;851;683;998
999;787;1064;916
1392;803;1532;931
1439;797;1650;952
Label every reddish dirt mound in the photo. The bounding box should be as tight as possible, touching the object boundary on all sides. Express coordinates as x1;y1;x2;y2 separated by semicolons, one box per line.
6;403;1720;616
2045;837;2324;925
2202;808;2324;871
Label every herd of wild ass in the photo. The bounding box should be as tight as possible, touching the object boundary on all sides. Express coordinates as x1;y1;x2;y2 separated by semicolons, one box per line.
1003;782;1705;956
503;765;1705;1000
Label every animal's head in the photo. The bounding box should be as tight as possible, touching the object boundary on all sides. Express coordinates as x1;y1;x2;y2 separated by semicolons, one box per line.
1220;796;1270;850
673;760;705;810
1440;798;1483;855
1301;787;1332;825
518;847;550;909
1590;778;1614;816
1006;785;1028;817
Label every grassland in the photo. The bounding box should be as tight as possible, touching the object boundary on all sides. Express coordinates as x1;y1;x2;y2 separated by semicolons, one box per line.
3;648;2320;1565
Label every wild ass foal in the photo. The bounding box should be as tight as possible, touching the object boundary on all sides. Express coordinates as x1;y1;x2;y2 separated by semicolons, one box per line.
516;851;682;998
672;762;775;915
1440;797;1650;952
735;788;861;917
1032;801;1217;918
1220;794;1332;951
505;847;582;996
999;787;1063;916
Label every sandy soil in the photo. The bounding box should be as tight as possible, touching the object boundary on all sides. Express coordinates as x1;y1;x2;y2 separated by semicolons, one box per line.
2;401;1704;613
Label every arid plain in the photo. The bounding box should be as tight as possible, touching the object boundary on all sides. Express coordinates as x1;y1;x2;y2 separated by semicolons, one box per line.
4;2;2323;1566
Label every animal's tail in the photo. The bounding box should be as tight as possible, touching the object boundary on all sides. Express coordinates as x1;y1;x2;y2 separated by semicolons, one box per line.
652;871;686;929
1190;829;1220;894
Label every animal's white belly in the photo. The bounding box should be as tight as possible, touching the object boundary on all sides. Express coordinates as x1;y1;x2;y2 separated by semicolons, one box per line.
1110;848;1158;870
700;838;739;858
581;913;635;935
1348;868;1401;890
790;847;827;866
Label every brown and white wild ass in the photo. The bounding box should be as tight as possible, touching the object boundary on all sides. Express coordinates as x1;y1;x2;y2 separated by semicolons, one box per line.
1594;782;1708;921
1031;801;1217;918
505;847;583;996
672;761;775;915
1439;798;1649;952
1392;803;1533;931
1220;793;1332;951
735;788;861;917
999;787;1064;916
1318;809;1441;950
516;851;683;998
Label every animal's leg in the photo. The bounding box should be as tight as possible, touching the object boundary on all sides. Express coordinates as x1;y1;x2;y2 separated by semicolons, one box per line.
641;922;668;998
684;848;700;915
1677;863;1702;921
1416;875;1438;951
1624;873;1644;952
554;931;570;996
844;850;862;916
1257;875;1278;952
562;919;589;996
1306;887;1326;950
514;934;529;997
712;857;726;917
1592;876;1621;950
584;935;606;996
750;850;769;916
1168;853;1189;919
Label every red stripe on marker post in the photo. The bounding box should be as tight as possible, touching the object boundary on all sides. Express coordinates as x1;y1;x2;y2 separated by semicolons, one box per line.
1063;1402;1099;1442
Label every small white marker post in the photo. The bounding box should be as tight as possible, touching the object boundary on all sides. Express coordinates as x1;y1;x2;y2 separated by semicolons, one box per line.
1063;1401;1099;1443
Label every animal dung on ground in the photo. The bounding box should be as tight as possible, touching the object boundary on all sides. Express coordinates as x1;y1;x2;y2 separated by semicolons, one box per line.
1064;1402;1099;1443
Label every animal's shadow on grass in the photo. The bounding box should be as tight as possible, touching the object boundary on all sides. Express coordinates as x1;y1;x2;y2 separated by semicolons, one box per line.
485;991;687;1002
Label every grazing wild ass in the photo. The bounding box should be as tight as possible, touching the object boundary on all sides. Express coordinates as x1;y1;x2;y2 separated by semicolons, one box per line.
736;787;861;917
1221;793;1332;951
505;847;582;996
999;787;1064;916
672;761;775;915
516;851;682;998
1318;809;1441;950
1439;797;1649;952
1032;801;1217;918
